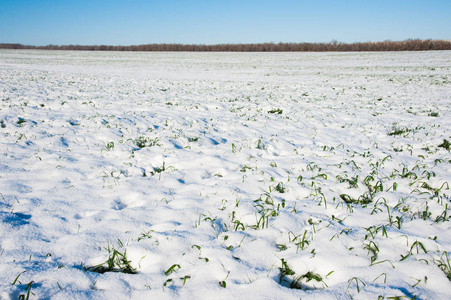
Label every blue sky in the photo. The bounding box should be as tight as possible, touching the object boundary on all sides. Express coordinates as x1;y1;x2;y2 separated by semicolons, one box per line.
1;0;450;46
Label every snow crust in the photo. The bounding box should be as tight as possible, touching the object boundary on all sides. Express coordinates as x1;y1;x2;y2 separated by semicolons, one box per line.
0;49;450;299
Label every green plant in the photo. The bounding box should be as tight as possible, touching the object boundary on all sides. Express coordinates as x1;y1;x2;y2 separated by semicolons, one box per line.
277;244;287;251
164;264;181;276
256;139;266;150
18;281;35;300
400;241;428;261
11;271;26;285
152;162;176;175
438;139;450;151
253;209;277;229
240;165;252;172
279;258;295;284
275;182;286;193
232;143;237;154
346;277;366;294
104;141;115;151
364;225;388;240
162;279;173;288
435;251;451;280
340;193;372;205
181;275;191;286
373;273;387;283
219;272;230;288
136;136;159;148
17;117;26;127
233;220;245;231
337;174;359;188
268;108;283;114
364;241;379;263
290;272;327;289
85;242;137;274
289;230;310;252
365;180;383;195
278;259;326;290
388;125;411;136
435;206;450;223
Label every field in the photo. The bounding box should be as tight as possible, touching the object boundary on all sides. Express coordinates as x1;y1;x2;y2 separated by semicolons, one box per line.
0;49;450;299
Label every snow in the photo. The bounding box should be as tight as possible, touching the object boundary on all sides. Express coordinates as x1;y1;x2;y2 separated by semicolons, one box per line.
0;49;450;299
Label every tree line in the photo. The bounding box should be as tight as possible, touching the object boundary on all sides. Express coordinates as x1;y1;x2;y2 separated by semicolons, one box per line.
1;39;450;52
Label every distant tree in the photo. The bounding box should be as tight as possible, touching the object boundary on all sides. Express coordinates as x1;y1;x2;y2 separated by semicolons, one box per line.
1;39;450;52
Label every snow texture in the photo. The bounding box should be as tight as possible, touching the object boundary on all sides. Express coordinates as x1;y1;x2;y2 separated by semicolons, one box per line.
0;49;450;299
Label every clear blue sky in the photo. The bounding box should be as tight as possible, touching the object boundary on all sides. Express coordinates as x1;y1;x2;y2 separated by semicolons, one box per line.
1;0;450;46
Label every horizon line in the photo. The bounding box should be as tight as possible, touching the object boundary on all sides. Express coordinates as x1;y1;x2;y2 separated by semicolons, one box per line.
2;38;451;48
1;39;450;52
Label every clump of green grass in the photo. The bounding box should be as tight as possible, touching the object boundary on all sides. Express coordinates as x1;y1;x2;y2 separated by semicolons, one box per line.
290;230;310;252
153;162;176;174
290;272;327;290
135;136;159;148
275;182;286;193
340;193;372;205
104;141;115;151
438;139;450;151
240;165;252;172
279;259;326;290
435;251;451;280
11;270;35;299
85;243;137;274
17;117;26;127
268;108;283;114
337;175;359;188
388;125;411;136
279;258;295;284
19;281;34;300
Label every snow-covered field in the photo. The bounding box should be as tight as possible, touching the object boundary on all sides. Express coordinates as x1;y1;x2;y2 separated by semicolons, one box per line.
0;49;450;299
